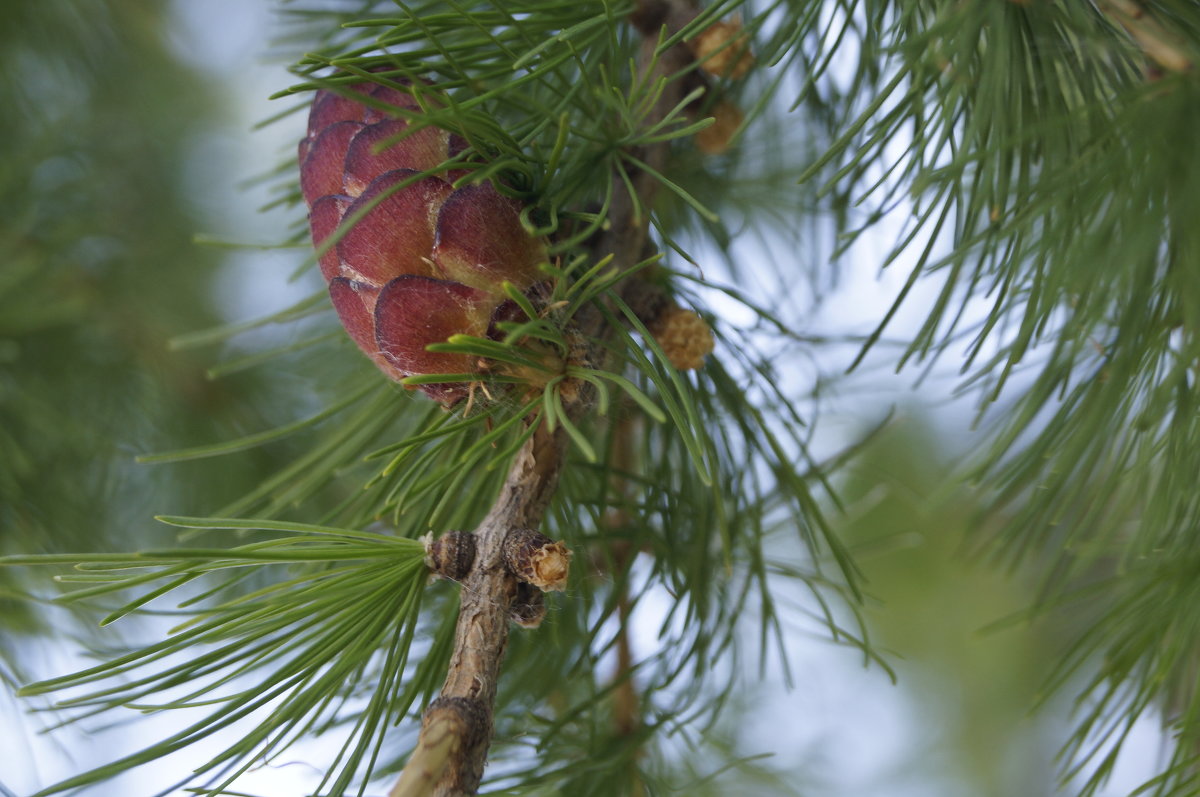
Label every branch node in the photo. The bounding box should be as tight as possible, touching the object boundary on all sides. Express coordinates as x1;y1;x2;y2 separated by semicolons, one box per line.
391;697;490;797
502;527;572;592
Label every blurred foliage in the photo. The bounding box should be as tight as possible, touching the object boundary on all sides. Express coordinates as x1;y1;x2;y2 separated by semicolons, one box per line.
839;416;1064;797
0;1;293;638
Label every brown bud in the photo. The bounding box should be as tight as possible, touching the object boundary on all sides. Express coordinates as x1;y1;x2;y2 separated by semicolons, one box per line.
695;99;745;155
688;18;754;80
649;304;715;370
424;530;476;581
502;527;571;592
510;582;547;629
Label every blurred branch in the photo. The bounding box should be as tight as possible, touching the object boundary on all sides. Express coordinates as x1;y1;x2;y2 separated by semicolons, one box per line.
1095;0;1195;73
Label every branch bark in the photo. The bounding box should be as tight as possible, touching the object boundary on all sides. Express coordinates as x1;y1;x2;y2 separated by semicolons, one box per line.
392;422;568;797
392;1;701;793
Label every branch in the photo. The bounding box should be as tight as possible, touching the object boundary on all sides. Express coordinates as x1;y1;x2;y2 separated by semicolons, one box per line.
392;1;701;793
392;424;568;797
1095;0;1195;74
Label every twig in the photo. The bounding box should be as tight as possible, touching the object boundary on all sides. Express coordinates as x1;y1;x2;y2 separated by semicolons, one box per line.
1095;0;1194;74
392;422;568;797
391;1;701;793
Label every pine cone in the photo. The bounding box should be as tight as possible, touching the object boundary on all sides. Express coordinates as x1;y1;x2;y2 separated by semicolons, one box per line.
299;77;547;405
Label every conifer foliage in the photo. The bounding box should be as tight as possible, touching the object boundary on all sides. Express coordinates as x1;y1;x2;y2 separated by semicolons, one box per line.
3;0;1200;795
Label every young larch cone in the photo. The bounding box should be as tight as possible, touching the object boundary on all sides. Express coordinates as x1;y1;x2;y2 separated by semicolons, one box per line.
299;77;548;405
649;305;714;371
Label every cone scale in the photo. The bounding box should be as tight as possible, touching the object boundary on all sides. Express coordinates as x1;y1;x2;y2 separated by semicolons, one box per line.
300;77;547;405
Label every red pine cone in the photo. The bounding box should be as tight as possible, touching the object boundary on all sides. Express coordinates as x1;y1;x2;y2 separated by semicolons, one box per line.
299;78;548;405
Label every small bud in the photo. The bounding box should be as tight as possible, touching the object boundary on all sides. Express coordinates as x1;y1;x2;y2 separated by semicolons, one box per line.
424;530;477;581
688;18;754;80
695;100;745;155
649;304;715;371
502;527;571;592
510;582;547;629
